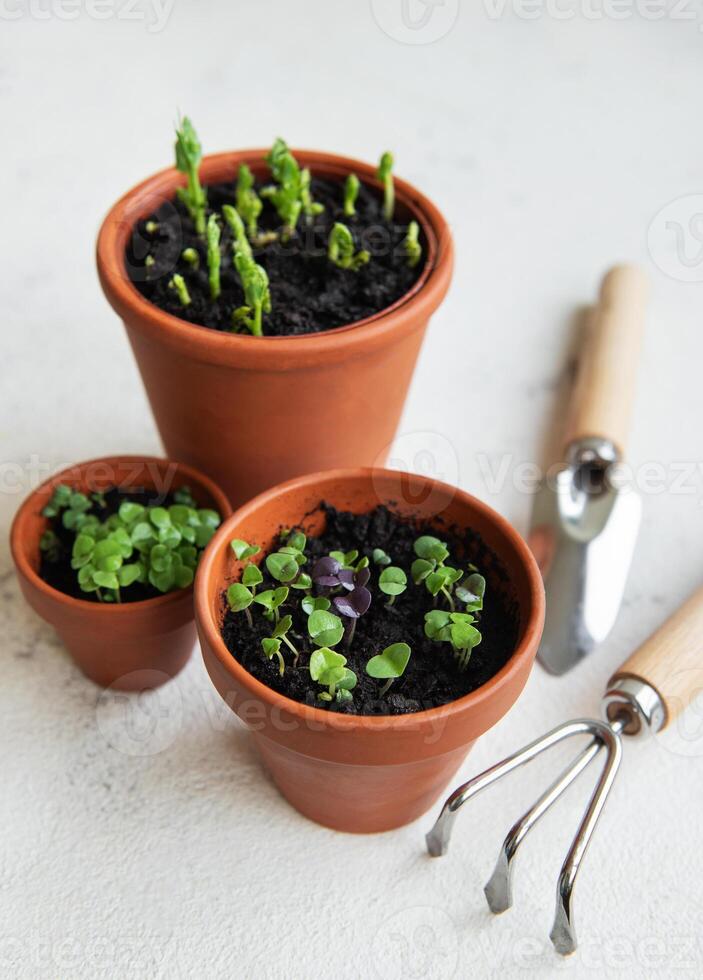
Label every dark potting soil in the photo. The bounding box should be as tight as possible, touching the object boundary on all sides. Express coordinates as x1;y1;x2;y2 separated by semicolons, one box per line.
39;486;175;603
221;505;521;716
126;176;424;336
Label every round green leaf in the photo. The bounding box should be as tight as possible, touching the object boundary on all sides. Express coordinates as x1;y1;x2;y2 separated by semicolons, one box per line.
302;596;330;616
266;551;299;583
366;642;411;680
242;564;263;587
93;570;119;590
413;535;449;563
378;566;407;596
227;583;253;611
119;501;145;524
308;610;344;647
309;647;346;682
230;538;261;561
149;507;171;529
117;563;142;588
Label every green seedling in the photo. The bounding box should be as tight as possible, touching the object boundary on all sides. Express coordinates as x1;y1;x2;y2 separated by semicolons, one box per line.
253;586;289;623
372;548;391;567
227;582;254;626
300;167;324;221
307;609;344;647
232;253;271;337
206;214;221;300
378;566;407;606
39;529;61;561
182;247;199;269
266;551;302;584
261;614;300;674
262;139;303;238
343;173;360;217
236;163;263;239
41;484;72;518
424;610;482;671
301;595;331;616
456;573;486;613
222;204;253;259
402;220;422;268
174;116;207;234
144;255;155;268
309;647;357;703
173;486;197;507
377;151;394;221
169;274;191;307
411;535;470;611
366;642;411;696
230;538;261;561
328;223;370;271
145;220;159;235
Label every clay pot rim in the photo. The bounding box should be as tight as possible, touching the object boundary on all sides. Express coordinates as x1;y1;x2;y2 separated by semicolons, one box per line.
96;148;453;367
10;454;232;616
195;467;546;734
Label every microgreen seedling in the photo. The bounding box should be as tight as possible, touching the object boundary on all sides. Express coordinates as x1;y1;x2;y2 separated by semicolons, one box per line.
169;274;191;307
456;573;486;613
378;566;407;606
343;173;360;217
222;204;253;259
411;535;471;611
39;529;61;561
261;614;300;674
377;151;394;221
403;220;422;269
328;222;370;271
372;548;391;567
174;116;207;234
227;582;254;627
253;586;289;623
230;538;261;561
232;253;271;337
206;213;221;300
301;595;331;616
309;647;357;703
366;642;411;695
145;220;159;235
333;582;371;646
300;166;324;221
182;247;199;269
266;551;302;584
262;139;303;239
424;610;482;670
236;163;263;239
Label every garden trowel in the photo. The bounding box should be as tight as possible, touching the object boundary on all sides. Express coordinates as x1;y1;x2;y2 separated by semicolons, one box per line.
529;265;648;675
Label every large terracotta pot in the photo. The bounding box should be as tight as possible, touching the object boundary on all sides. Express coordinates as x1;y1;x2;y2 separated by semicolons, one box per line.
96;151;454;507
195;468;545;833
10;456;231;691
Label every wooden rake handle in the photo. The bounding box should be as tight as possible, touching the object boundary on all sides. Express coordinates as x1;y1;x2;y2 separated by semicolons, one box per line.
564;265;649;459
611;586;703;727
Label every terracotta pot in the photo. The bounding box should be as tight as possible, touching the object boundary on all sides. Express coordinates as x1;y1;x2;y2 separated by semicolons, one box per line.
96;151;454;507
195;468;545;833
10;456;231;691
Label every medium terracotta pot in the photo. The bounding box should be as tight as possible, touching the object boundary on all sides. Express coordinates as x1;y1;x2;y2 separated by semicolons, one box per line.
10;456;231;691
195;468;545;833
96;150;454;507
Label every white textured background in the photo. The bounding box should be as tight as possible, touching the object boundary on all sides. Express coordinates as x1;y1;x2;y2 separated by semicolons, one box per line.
2;2;703;978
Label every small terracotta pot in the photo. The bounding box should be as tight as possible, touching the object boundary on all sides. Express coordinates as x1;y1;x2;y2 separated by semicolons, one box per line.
10;456;232;691
195;468;545;833
96;151;454;507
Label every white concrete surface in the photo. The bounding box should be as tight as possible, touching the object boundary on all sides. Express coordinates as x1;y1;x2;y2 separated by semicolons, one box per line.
2;3;703;978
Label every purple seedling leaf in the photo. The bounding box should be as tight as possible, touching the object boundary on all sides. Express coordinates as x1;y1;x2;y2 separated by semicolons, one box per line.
338;568;356;591
334;586;371;619
312;556;341;587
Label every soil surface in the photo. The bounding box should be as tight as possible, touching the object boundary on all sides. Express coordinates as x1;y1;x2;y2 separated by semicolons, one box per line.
39;486;176;603
126;175;424;336
221;504;521;716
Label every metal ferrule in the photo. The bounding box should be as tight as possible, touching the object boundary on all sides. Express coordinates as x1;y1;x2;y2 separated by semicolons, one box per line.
602;675;666;736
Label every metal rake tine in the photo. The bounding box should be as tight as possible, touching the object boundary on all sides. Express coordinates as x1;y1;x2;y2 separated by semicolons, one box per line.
425;718;599;858
483;736;604;914
549;720;623;956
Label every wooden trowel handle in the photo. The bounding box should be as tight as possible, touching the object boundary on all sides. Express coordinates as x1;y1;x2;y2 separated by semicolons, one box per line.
611;586;703;728
564;265;649;458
